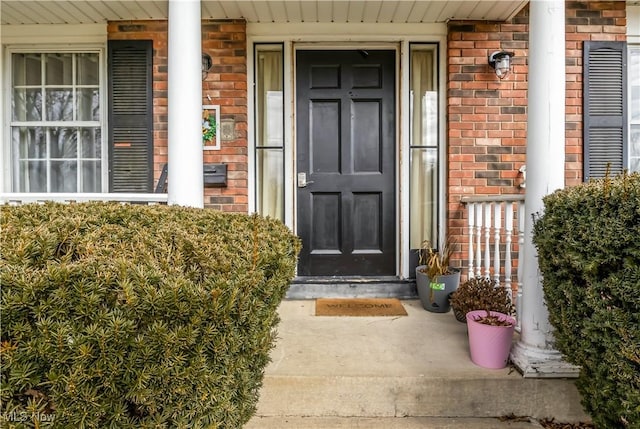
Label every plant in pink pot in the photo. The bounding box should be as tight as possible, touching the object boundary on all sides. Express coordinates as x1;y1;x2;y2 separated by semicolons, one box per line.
466;310;516;369
450;277;515;323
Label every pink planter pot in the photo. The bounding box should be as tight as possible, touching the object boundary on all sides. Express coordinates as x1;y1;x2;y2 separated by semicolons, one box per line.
466;310;516;369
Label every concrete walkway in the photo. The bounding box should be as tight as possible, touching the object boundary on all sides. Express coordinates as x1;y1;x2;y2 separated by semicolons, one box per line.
247;416;547;428
246;300;588;428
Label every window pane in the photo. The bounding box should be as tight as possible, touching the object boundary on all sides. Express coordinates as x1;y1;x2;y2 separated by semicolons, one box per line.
265;91;283;146
76;88;100;121
80;128;101;158
81;160;101;192
410;48;437;147
632;84;639;122
255;45;284;221
410;148;438;249
256;149;283;220
12;88;42;121
45;53;72;85
631;125;640;173
11;51;103;194
12;53;41;86
410;45;439;250
630;47;639;122
19;161;47;192
256;49;283;147
50;161;77;192
50;128;78;158
77;53;99;85
47;89;73;121
14;127;46;159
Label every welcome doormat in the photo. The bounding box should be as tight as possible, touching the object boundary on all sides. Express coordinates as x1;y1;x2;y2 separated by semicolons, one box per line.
315;298;407;317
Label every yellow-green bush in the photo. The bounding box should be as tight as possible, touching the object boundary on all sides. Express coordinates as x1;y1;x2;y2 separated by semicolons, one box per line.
1;202;300;428
533;173;640;428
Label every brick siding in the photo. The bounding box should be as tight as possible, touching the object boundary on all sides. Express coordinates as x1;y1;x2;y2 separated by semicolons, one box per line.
447;1;626;277
108;20;248;213
107;3;628;276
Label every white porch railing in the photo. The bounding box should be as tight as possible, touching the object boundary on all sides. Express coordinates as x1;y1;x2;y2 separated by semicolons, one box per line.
0;193;169;205
460;195;526;327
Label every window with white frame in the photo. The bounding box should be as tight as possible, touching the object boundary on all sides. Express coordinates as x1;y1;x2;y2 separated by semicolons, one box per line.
254;44;284;221
10;51;104;193
409;43;439;251
630;45;640;172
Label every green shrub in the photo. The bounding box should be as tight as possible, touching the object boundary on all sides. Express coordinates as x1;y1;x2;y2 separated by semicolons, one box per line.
533;172;640;428
0;202;301;429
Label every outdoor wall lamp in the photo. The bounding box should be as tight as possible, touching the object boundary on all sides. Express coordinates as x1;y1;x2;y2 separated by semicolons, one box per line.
488;51;514;79
202;53;212;80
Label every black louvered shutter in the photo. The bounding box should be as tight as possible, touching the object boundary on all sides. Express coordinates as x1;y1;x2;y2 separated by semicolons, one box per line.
583;41;628;180
108;40;153;192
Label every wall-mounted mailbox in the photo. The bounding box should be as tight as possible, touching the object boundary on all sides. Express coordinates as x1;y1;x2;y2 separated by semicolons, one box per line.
203;164;227;187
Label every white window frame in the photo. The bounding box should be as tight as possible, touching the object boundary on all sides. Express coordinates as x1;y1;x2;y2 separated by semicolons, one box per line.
408;43;441;253
629;44;640;172
253;43;285;222
3;44;108;193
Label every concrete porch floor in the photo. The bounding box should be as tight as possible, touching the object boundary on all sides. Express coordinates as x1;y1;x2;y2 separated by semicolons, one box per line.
246;300;588;428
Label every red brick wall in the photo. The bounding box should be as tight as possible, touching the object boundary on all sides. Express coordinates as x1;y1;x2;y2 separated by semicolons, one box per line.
107;4;628;273
447;11;529;276
202;21;247;212
446;1;627;275
565;1;627;185
108;19;248;213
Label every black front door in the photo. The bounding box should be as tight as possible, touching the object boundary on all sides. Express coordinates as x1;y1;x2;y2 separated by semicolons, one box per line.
296;50;396;276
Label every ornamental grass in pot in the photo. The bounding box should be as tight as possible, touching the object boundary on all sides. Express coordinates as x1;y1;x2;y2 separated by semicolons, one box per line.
415;239;460;313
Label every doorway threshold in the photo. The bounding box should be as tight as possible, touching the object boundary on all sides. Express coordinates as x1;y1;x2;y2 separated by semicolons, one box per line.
287;276;417;299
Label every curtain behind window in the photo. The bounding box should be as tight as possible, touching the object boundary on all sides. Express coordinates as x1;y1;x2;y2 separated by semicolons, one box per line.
256;49;284;220
410;48;438;249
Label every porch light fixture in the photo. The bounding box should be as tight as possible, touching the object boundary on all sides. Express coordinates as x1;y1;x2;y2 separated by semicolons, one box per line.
488;51;514;79
202;53;213;80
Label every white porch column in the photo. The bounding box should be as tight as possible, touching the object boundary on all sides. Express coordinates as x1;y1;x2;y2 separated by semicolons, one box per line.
167;0;204;207
510;0;579;378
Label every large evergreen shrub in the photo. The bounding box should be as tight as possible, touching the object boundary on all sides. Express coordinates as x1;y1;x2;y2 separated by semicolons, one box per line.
1;202;300;428
533;172;640;428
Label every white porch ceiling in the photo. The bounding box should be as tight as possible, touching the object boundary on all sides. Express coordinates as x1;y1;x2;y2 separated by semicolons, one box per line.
1;1;529;25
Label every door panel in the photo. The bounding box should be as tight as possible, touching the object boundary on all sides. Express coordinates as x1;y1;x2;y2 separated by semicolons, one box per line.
296;50;396;276
352;100;382;172
310;101;341;173
311;193;342;251
352;192;382;251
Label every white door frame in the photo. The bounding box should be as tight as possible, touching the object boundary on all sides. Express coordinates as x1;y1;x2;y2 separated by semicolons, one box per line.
247;23;448;279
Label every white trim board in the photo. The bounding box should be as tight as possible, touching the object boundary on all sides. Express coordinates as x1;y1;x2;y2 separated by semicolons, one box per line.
247;22;447;39
629;6;640;42
0;24;107;44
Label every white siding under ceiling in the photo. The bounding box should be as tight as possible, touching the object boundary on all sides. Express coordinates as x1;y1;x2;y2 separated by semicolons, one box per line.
1;1;528;26
629;5;640;42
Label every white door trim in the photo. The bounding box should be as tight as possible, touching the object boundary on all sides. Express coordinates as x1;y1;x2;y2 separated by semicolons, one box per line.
247;24;447;279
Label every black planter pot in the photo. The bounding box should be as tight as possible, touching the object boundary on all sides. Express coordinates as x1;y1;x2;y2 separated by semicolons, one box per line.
415;266;461;313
